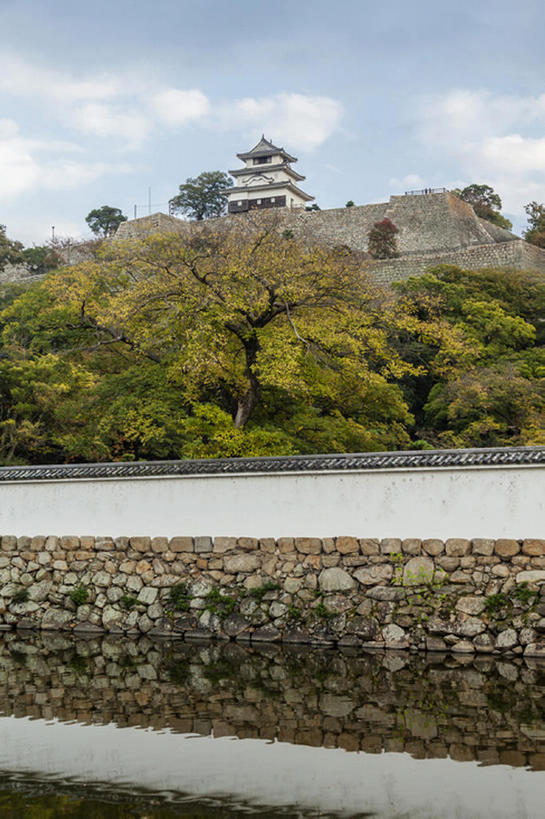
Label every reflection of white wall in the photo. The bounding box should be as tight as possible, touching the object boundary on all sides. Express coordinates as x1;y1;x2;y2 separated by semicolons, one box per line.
1;464;544;538
0;716;543;818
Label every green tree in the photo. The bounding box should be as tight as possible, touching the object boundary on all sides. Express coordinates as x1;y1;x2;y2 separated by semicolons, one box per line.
85;206;127;237
37;214;413;441
21;244;61;275
345;200;355;207
456;184;513;230
169;171;233;221
0;225;24;270
524;201;545;248
368;218;399;259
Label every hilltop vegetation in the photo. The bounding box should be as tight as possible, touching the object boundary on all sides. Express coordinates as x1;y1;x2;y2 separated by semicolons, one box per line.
1;214;545;465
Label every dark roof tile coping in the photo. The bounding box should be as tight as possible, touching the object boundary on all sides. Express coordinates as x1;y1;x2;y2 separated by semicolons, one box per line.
1;446;545;482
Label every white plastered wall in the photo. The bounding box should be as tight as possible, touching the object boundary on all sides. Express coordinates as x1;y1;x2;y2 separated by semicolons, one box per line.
0;465;544;539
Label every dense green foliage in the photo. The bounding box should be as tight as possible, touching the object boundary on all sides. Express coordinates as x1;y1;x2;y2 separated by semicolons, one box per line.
1;215;544;465
454;184;513;231
85;206;127;237
169;171;233;221
524;201;545;248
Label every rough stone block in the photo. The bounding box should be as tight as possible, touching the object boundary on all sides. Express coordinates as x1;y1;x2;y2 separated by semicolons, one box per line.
295;537;322;555
151;537;169;553
359;538;379;555
29;536;45;550
238;537;258;551
169;537;193;553
403;556;435;586
210;537;235;553
1;536;17;551
335;536;359;554
495;539;520;558
380;538;402;555
522;539;545;556
224;554;260;573
95;538;114;551
318;567;356;591
78;536;95;550
113;536;129;550
322;538;336;553
516;570;545;584
16;536;31;549
456;596;485;616
437;556;459;571
354;564;393;585
277;538;294;553
259;538;276;553
195;536;213;554
60;536;80;551
130;536;151;553
471;538;495;556
445;539;471;556
402;538;421;555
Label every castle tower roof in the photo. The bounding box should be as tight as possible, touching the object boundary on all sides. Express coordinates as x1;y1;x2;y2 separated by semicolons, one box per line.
236;135;297;163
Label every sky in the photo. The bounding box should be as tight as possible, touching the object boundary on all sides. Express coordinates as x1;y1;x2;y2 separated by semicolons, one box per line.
2;0;545;244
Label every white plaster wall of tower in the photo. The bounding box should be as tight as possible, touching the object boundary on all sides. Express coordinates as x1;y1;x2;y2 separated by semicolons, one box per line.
0;448;544;538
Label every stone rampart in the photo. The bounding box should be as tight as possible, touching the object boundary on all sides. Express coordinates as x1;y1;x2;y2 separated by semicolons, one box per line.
370;238;545;284
3;534;545;656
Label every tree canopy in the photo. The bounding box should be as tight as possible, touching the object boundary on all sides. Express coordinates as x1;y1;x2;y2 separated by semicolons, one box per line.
85;206;127;237
455;184;513;230
169;171;233;221
367;218;399;259
1;218;544;465
524;201;545;248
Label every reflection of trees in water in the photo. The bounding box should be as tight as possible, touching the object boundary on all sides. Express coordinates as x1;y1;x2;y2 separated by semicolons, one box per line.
0;633;545;768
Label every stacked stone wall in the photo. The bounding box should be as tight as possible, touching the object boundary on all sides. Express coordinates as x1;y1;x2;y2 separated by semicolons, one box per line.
370;238;545;283
3;534;545;656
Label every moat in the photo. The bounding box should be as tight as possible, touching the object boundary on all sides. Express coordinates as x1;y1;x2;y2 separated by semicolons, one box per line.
0;633;544;817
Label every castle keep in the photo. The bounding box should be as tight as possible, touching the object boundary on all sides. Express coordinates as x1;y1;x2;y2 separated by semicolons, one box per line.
227;136;314;213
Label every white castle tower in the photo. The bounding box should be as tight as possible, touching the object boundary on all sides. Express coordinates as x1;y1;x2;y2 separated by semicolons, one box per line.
227;136;314;214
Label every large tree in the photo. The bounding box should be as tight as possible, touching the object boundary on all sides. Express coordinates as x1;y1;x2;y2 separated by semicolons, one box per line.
455;184;513;230
85;206;127;237
35;214;412;439
169;171;234;221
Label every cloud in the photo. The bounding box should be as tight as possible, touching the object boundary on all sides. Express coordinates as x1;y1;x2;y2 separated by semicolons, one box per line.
217;93;344;150
72;102;151;145
388;173;425;191
150;88;210;125
0;118;131;201
0;53;121;102
412;88;545;215
0;53;344;153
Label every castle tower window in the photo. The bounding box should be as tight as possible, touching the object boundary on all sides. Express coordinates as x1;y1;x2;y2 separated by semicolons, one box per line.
227;136;314;213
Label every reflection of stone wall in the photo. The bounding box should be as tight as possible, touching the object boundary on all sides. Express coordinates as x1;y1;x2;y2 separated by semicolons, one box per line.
3;535;545;655
1;633;545;770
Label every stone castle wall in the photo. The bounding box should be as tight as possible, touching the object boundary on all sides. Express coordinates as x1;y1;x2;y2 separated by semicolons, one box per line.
112;192;545;281
3;533;545;656
369;238;545;284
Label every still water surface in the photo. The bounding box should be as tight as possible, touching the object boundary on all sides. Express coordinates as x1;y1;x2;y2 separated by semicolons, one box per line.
0;632;544;817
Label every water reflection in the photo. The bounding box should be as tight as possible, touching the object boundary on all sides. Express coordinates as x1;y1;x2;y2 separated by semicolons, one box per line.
0;633;544;816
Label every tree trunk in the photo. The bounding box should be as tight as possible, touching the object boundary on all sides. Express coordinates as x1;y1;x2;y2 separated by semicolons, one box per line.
233;336;261;429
